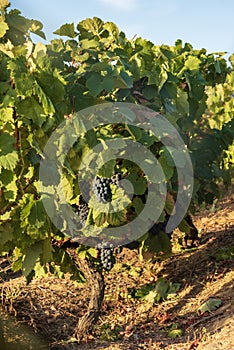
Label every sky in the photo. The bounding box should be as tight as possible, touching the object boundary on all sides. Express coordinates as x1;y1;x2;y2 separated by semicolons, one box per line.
11;0;234;56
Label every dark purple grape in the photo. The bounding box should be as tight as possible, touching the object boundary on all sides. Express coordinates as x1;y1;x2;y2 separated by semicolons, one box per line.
96;241;115;271
92;176;112;203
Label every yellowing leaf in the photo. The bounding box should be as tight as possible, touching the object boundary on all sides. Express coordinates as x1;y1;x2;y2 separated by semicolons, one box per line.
0;0;9;8
184;56;201;70
0;16;9;37
168;329;183;338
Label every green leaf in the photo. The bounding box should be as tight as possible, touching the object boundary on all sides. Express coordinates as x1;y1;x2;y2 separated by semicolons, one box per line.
77;250;86;259
110;186;131;212
198;298;222;313
160;82;177;100
184;56;201;70
168;329;183;338
107;211;126;226
133;278;175;304
87;247;98;258
33;81;55;115
176;90;189;115
125;173;147;195
22;241;43;277
143;278;170;303
0;170;17;201
142;85;157;100
167;282;181;299
86;72;103;96
0;223;13;248
16;97;47;126
133;283;155;299
14;73;34;97
145;232;171;255
78;17;104;38
132;197;144;215
102;75;114;92
6;9;34;45
115;69;133;89
126;124;142;141
103;22;119;36
160;146;187;168
29;19;46;40
53;23;77;38
20;196;49;239
178;218;191;234
154;277;170;300
165;194;175;215
0;132;19;171
158;155;174;180
93;212;107;227
27;133;44;157
98;160;116;178
211;247;234;261
79;39;100;49
57;173;74;202
41;238;53;264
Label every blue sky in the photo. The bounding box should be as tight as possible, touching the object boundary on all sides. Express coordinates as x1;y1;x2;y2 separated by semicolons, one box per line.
11;0;234;56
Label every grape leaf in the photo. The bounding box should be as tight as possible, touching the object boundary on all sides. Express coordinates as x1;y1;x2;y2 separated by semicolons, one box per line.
198;298;222;313
86;72;103;96
125;173;147;195
0;16;9;37
22;241;43;277
184;56;201;70
77;17;104;38
0;132;19;171
0;0;9;9
168;329;183;338
29;19;46;40
53;23;77;38
132;197;144;215
144;232;171;255
0;223;13;248
93;212;107;227
107;211;126;226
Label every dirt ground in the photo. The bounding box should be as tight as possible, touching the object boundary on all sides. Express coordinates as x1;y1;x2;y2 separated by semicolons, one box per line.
0;190;233;350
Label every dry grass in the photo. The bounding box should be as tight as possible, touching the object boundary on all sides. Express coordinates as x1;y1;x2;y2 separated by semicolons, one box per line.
0;191;233;349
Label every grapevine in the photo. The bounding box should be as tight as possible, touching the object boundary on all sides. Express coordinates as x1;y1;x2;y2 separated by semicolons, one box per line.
0;1;233;341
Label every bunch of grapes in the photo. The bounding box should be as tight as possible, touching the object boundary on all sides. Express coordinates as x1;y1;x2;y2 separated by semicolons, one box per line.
78;204;89;227
111;172;122;186
96;242;115;270
92;176;112;203
92;172;123;203
75;197;89;227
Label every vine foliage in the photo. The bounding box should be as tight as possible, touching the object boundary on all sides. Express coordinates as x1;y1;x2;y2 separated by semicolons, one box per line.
0;0;233;328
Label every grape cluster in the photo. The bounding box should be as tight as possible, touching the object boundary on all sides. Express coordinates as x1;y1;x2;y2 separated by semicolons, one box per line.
93;172;123;203
92;176;112;203
78;204;89;226
111;172;122;186
96;242;115;270
76;197;89;227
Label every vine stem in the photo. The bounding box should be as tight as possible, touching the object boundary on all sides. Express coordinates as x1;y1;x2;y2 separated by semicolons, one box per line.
52;240;105;342
13;108;25;195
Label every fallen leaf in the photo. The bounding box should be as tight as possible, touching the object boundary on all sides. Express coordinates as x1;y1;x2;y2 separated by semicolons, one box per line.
198;298;222;314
